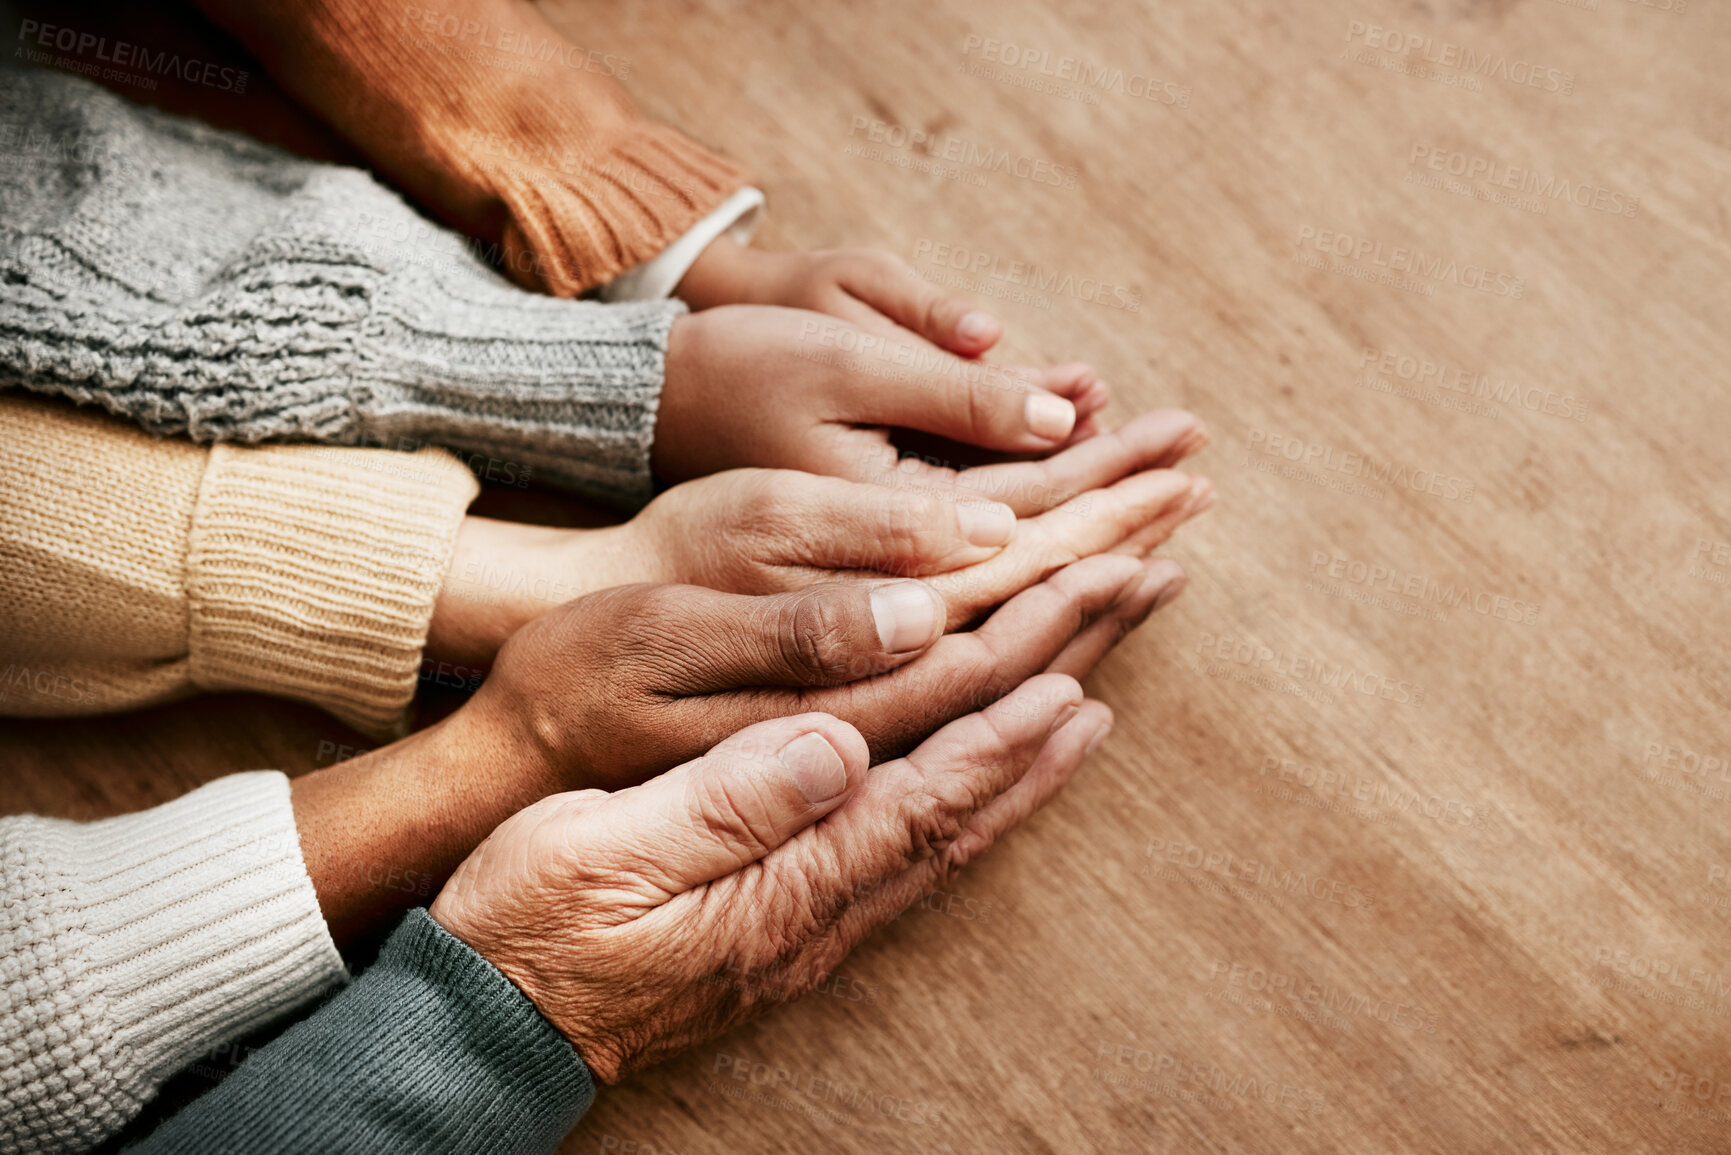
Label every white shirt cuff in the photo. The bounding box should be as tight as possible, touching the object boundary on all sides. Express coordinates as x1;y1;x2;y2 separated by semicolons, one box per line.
598;186;765;302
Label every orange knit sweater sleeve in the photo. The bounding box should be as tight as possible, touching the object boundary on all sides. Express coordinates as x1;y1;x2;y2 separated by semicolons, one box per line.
192;0;752;297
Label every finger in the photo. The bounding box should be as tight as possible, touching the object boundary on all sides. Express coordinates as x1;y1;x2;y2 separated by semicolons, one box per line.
761;675;1085;942
858;408;1210;515
1040;362;1111;417
1042;558;1185;681
833;252;1002;356
847;700;1112;930
748;471;1017;575
948;699;1113;861
1114;477;1214;556
926;469;1197;626
809;553;1174;759
656;553;1145;764
646;579;946;694
832;330;1078;451
582;713;870;897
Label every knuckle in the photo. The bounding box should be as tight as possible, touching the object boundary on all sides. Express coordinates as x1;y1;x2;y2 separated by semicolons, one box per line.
780;589;858;678
890;767;977;866
691;768;782;861
871;495;954;570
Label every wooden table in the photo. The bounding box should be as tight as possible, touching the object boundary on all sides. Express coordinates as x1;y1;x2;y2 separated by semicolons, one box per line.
6;0;1728;1151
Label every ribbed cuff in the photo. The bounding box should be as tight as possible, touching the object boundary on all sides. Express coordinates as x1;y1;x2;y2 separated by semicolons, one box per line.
68;773;347;1084
485;119;753;297
0;772;345;1154
129;909;594;1155
185;443;479;738
359;287;683;507
600;185;766;303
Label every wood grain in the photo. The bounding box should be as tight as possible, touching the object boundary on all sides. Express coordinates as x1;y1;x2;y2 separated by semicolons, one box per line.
5;0;1729;1151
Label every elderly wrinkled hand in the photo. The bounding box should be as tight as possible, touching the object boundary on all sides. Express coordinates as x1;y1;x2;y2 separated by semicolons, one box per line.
430;673;1108;1082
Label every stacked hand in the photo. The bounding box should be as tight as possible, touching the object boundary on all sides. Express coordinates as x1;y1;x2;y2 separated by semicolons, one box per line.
432;674;1106;1081
431;409;1211;662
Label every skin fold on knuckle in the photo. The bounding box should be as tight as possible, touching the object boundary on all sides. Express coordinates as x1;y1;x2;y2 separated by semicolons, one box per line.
775;588;860;679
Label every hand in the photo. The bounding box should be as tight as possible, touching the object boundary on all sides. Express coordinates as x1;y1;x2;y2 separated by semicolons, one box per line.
428;408;1213;663
655;305;1119;487
294;554;1176;944
431;674;1110;1081
460;551;1176;796
677;236;1014;359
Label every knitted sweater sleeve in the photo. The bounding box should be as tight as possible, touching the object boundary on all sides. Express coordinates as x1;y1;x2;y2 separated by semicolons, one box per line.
0;68;682;507
0;392;479;738
124;909;594;1155
0;772;347;1155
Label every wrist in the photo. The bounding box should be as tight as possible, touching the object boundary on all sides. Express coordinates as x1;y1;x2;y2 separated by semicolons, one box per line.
429;517;628;666
675;235;773;309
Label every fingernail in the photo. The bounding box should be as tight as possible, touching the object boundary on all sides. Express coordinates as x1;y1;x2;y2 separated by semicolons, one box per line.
1049;702;1080;736
1025;392;1076;442
958;311;997;343
1152;572;1188;611
781;731;847;803
956;500;1016;547
871;580;942;654
1084;719;1113;756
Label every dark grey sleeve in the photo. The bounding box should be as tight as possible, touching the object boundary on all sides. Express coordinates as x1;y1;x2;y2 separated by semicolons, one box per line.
0;67;678;506
125;908;596;1155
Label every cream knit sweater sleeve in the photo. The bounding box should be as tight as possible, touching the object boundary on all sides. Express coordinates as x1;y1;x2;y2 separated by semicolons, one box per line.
0;392;479;737
0;771;346;1155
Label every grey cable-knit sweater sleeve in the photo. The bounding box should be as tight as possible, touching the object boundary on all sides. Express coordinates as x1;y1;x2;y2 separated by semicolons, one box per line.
125;909;595;1155
0;68;682;506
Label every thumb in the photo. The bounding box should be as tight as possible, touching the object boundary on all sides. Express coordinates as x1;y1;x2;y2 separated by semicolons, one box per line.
665;579;946;693
588;713;869;896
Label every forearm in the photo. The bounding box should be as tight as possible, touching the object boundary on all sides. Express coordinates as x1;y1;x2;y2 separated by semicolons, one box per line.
426;516;654;665
0;392;478;735
289;710;554;947
126;910;593;1155
190;0;751;295
2;69;682;505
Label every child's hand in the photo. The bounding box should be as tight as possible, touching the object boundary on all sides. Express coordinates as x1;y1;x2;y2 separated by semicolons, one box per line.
655;304;1118;489
676;236;1013;358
